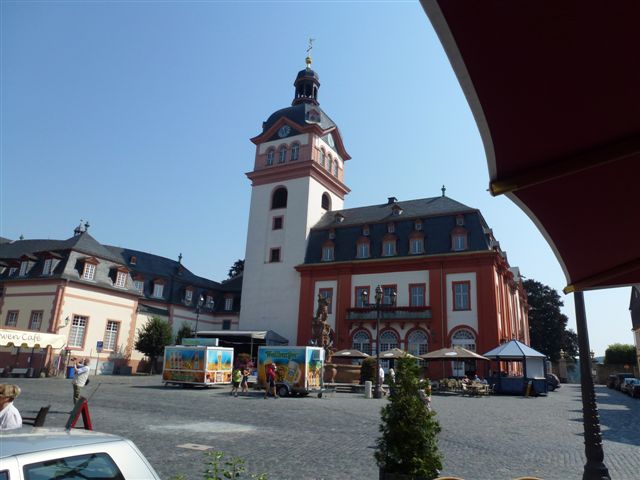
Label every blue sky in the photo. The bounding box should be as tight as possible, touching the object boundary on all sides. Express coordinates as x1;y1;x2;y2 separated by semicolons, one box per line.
1;1;633;355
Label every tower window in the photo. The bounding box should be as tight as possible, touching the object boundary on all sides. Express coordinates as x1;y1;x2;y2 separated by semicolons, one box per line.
271;187;288;209
272;216;283;230
278;145;287;163
320;150;326;167
333;161;338;176
269;248;281;263
321;193;331;211
327;156;333;172
291;143;300;161
266;149;275;166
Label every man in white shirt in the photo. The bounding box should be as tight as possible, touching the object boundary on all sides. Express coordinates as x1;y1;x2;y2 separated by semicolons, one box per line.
0;383;22;430
72;358;91;404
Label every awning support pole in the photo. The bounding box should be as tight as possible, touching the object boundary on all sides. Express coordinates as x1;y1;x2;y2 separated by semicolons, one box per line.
574;291;610;480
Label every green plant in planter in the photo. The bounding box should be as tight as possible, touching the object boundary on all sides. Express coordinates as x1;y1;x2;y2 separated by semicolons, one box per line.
375;355;442;479
360;356;376;384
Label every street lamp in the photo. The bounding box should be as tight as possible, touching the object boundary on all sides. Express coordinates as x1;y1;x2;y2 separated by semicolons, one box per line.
361;285;396;399
194;294;204;337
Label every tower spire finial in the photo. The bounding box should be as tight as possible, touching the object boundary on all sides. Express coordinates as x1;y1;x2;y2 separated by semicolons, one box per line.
305;38;315;68
441;185;446;197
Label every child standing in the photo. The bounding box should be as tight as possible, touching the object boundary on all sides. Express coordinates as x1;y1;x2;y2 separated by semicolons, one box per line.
231;368;241;397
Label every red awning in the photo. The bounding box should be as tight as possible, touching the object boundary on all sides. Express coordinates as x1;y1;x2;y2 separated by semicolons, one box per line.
422;1;640;293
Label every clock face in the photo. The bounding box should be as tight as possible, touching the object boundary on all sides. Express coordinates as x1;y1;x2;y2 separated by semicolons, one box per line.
278;125;291;138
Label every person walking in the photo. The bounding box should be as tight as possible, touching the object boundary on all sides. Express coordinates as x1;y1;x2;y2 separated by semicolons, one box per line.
263;362;278;399
0;384;22;430
72;358;91;404
231;368;241;397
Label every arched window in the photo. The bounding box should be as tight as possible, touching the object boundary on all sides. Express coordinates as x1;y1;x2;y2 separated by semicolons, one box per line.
278;145;287;163
327;156;333;172
379;330;399;353
451;329;476;377
352;331;371;355
266;149;274;166
407;330;429;357
333;161;338;176
271;187;288;209
321;193;331;210
291;143;299;161
320;149;326;167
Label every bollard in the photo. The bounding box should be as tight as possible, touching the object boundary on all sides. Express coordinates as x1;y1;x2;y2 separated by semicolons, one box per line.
364;380;372;399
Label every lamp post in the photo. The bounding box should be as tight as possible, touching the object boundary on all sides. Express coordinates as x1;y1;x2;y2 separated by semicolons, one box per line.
194;294;204;338
361;285;396;399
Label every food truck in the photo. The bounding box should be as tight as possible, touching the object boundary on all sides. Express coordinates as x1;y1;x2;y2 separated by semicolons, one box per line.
257;346;324;397
162;345;233;387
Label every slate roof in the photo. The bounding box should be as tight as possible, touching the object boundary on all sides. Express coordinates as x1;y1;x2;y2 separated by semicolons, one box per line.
304;195;492;264
262;103;336;133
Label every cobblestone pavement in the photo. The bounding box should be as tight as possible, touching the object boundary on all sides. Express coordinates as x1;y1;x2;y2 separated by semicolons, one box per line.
6;376;640;480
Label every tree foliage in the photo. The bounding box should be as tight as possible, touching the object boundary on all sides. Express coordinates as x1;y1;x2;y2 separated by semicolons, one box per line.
604;343;636;365
134;316;173;374
376;356;442;478
175;322;194;346
524;279;577;362
228;259;245;279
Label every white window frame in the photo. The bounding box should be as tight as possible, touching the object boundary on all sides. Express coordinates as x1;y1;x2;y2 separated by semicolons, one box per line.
115;271;127;288
387;223;395;233
410;238;424;254
83;263;96;280
291;143;299;161
322;246;334;261
30;311;43;330
333;161;338;176
185;289;193;303
320;150;325;167
452;234;467;251
9;267;17;276
278;146;287;163
382;241;396;257
410;285;425;307
357;242;370;259
43;258;53;276
266;149;274;166
19;261;28;276
407;330;429;357
454;282;470;310
104;320;119;351
224;298;233;311
352;331;371;355
69;315;88;348
379;330;399;354
152;283;164;298
5;311;18;327
133;280;144;293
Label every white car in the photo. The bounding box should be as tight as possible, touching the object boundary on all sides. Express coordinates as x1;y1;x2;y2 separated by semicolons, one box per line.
0;427;161;480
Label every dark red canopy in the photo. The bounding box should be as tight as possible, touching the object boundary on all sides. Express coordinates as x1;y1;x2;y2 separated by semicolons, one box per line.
422;0;640;293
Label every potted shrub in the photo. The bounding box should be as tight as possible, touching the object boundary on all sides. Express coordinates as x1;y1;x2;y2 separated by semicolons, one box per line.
375;355;442;479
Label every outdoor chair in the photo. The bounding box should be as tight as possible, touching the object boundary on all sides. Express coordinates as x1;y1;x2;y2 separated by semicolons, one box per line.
22;405;50;427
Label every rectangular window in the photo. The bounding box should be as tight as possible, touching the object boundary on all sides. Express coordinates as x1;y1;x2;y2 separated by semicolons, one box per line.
453;281;471;311
225;297;233;311
104;320;119;351
409;284;426;307
222;319;232;330
382;241;396;256
5;311;18;327
29;311;43;330
133;280;144;293
355;286;370;307
115;271;127;288
69;315;88;347
9;267;17;276
185;289;193;303
206;295;215;308
383;285;397;306
410;238;424;254
322;246;334;261
272;216;283;230
452;234;467;251
319;288;333;314
43;258;53;275
357;242;369;258
269;248;281;263
82;263;96;280
152;283;164;298
19;261;28;276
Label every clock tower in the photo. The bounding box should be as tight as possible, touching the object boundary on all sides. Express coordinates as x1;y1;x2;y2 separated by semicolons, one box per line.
239;55;351;344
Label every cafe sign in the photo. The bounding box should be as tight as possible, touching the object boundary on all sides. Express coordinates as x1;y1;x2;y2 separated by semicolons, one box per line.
0;329;67;349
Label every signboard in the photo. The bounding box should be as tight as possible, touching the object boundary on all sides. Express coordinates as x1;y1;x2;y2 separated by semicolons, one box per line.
96;341;104;353
0;329;66;349
181;338;219;346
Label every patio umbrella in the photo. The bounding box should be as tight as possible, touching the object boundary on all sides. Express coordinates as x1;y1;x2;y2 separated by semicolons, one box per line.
331;349;369;359
379;348;416;359
421;2;639;478
420;346;488;361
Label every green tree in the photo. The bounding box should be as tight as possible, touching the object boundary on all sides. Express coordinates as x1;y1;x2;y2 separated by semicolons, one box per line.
376;355;442;479
524;279;576;362
604;343;636;365
175;322;194;346
228;259;244;279
134;317;173;374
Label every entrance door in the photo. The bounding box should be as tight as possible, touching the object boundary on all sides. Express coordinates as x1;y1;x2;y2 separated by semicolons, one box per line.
451;330;476;377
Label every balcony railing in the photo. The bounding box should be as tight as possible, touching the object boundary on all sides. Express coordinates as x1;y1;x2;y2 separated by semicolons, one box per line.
346;306;432;321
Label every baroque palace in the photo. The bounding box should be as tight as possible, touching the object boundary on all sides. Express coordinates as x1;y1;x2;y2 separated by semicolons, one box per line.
238;55;529;378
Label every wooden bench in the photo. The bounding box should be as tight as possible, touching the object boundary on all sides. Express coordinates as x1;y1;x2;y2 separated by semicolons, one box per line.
22;405;50;427
10;368;29;378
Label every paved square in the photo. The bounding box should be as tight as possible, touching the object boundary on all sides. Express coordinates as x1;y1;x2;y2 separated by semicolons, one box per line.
7;376;640;479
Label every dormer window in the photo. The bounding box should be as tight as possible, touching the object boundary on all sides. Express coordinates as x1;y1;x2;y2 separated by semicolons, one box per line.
415;220;423;231
115;271;128;289
382;239;397;257
266;148;275;166
387;223;395;234
410;237;425;255
42;258;53;276
456;215;465;226
278;145;287;163
334;213;345;223
19;261;29;277
391;205;403;216
133;279;144;293
185;289;193;303
9;267;17;276
224;297;233;311
322;245;335;261
206;295;215;308
452;233;468;251
130;256;137;265
356;239;370;259
329;229;336;240
152;280;165;298
291;143;300;161
362;226;370;236
82;260;98;280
